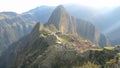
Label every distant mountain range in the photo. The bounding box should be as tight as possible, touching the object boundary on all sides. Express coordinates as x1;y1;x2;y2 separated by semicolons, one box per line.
0;12;36;54
91;7;120;45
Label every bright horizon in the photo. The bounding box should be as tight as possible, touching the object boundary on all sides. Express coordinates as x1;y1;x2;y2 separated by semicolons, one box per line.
0;0;120;13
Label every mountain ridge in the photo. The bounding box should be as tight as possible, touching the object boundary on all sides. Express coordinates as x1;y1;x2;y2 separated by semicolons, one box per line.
46;5;108;47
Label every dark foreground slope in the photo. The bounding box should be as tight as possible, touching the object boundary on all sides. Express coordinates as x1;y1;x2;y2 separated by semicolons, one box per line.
0;23;120;68
0;22;93;68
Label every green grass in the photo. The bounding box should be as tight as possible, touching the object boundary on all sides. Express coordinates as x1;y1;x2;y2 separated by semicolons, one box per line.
57;36;72;42
57;36;68;42
104;47;115;50
90;48;103;51
78;61;100;68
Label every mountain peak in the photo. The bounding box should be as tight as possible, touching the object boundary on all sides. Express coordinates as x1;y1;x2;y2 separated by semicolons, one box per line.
46;5;108;46
53;5;67;15
47;5;76;34
55;5;65;10
30;22;44;39
32;23;43;32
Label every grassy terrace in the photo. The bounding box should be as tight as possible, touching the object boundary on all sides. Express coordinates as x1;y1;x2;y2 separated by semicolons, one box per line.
90;48;103;51
104;46;115;50
57;35;73;42
89;46;115;51
57;36;68;42
80;46;116;53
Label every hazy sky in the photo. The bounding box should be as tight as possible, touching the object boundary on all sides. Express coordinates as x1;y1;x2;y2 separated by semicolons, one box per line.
0;0;120;13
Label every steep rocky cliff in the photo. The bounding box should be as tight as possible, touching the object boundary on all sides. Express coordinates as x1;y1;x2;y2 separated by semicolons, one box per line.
0;12;35;54
46;5;108;46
